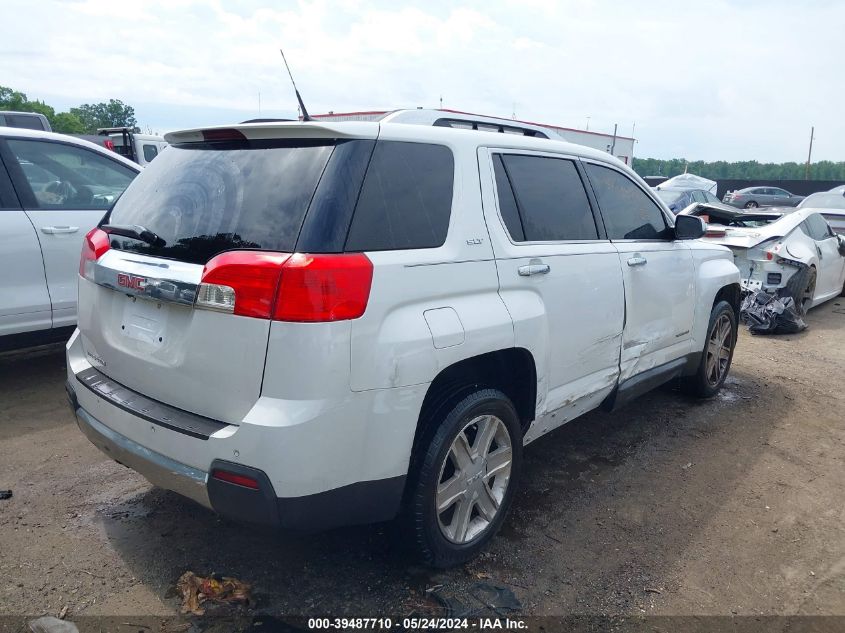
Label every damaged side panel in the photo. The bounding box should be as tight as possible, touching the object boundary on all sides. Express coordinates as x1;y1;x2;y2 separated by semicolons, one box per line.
614;243;697;382
475;146;625;441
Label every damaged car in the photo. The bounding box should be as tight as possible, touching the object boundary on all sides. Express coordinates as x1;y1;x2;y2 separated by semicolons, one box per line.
680;204;845;311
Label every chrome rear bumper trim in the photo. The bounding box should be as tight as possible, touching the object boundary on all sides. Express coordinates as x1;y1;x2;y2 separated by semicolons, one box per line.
75;406;211;509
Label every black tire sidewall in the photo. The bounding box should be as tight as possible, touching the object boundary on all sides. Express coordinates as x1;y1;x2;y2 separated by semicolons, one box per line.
409;389;522;567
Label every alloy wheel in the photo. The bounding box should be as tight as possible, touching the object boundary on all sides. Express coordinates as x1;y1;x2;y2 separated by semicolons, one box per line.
705;313;732;386
436;415;513;544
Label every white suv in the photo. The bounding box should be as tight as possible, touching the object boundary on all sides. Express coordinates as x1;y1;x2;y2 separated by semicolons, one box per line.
66;114;741;566
0;127;139;350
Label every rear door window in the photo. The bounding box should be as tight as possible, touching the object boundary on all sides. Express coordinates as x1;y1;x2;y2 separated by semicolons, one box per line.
7;139;136;210
344;141;454;251
142;144;159;162
106;140;335;264
493;153;598;241
585;163;671;240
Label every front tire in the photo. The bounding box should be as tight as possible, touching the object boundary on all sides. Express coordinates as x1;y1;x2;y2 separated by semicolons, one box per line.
407;389;522;567
682;300;737;397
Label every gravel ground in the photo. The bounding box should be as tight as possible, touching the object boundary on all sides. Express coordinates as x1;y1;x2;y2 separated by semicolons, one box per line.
1;301;844;622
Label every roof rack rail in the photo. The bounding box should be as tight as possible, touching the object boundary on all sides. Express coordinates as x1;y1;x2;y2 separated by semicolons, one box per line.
432;117;548;138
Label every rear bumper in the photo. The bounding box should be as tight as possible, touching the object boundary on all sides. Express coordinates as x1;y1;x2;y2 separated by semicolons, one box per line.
66;377;406;531
73;402;212;508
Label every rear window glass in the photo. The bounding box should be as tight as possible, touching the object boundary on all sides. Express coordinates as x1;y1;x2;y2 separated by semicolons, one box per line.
106;141;334;264
5;114;46;130
344;141;454;251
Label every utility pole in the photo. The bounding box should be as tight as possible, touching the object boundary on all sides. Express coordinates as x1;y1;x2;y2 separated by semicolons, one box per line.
585;116;590;131
805;126;814;179
610;123;618;156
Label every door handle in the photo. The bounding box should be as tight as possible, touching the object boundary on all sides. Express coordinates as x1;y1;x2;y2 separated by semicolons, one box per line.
41;226;79;234
627;256;647;267
518;264;551;276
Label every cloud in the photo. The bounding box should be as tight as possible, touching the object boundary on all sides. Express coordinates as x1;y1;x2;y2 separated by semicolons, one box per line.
1;0;843;161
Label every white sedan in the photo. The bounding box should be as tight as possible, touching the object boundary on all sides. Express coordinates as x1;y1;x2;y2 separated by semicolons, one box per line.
680;204;845;311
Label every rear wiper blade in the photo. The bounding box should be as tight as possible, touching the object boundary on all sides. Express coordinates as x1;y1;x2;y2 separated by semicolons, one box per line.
101;224;166;248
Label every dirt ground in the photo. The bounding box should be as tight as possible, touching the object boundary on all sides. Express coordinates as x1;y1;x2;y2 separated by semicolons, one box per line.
1;301;844;622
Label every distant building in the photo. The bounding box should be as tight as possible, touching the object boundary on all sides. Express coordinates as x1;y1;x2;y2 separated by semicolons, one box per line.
311;108;636;165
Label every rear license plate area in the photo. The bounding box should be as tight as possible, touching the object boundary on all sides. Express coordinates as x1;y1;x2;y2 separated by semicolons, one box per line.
122;297;169;348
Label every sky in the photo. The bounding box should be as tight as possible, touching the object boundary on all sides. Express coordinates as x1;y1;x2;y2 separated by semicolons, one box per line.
2;0;843;162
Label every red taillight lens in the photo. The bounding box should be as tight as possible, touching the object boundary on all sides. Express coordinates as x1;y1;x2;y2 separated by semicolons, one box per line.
198;251;291;318
196;251;373;322
211;469;259;490
79;228;110;279
274;253;373;322
103;139;115;151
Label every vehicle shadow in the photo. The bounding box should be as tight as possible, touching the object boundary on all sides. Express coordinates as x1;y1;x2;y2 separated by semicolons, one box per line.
0;344;72;439
98;365;781;617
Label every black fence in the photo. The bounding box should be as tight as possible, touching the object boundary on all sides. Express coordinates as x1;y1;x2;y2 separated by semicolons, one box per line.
714;179;844;198
643;176;845;199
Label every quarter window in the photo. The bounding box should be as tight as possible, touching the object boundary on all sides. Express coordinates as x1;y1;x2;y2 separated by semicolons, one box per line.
804;213;833;240
8;139;136;210
345;141;454;251
585;163;670;240
494;154;598;241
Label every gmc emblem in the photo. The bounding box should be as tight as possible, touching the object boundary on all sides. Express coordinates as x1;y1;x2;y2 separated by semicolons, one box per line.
117;273;148;291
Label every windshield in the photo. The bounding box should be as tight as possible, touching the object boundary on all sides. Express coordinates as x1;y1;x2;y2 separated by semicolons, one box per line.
798;193;845;209
105;141;335;264
656;190;684;205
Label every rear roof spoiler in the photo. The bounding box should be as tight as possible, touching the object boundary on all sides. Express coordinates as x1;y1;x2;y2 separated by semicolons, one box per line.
165;121;380;144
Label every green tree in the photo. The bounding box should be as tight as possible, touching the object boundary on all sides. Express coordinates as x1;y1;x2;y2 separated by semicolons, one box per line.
51;111;86;134
70;99;138;133
0;85;28;110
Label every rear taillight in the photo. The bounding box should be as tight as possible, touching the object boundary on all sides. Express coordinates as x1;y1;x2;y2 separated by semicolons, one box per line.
196;251;373;322
79;228;110;280
197;251;290;318
749;238;782;263
103;139;115;151
274;253;373;322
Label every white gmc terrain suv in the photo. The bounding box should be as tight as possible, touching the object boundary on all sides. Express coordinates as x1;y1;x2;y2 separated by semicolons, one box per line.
66;112;741;566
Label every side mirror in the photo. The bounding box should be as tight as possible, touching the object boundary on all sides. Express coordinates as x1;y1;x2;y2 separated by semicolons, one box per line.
674;214;706;240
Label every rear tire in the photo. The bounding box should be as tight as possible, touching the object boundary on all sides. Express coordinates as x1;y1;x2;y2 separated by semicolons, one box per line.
682;300;737;398
785;266;816;314
744;201;759;209
406;389;522;568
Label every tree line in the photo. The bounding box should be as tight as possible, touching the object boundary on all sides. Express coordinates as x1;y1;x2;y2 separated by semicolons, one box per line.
0;85;138;134
632;157;845;181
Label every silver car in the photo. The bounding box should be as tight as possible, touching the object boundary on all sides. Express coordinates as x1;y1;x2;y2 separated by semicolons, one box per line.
723;186;804;209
